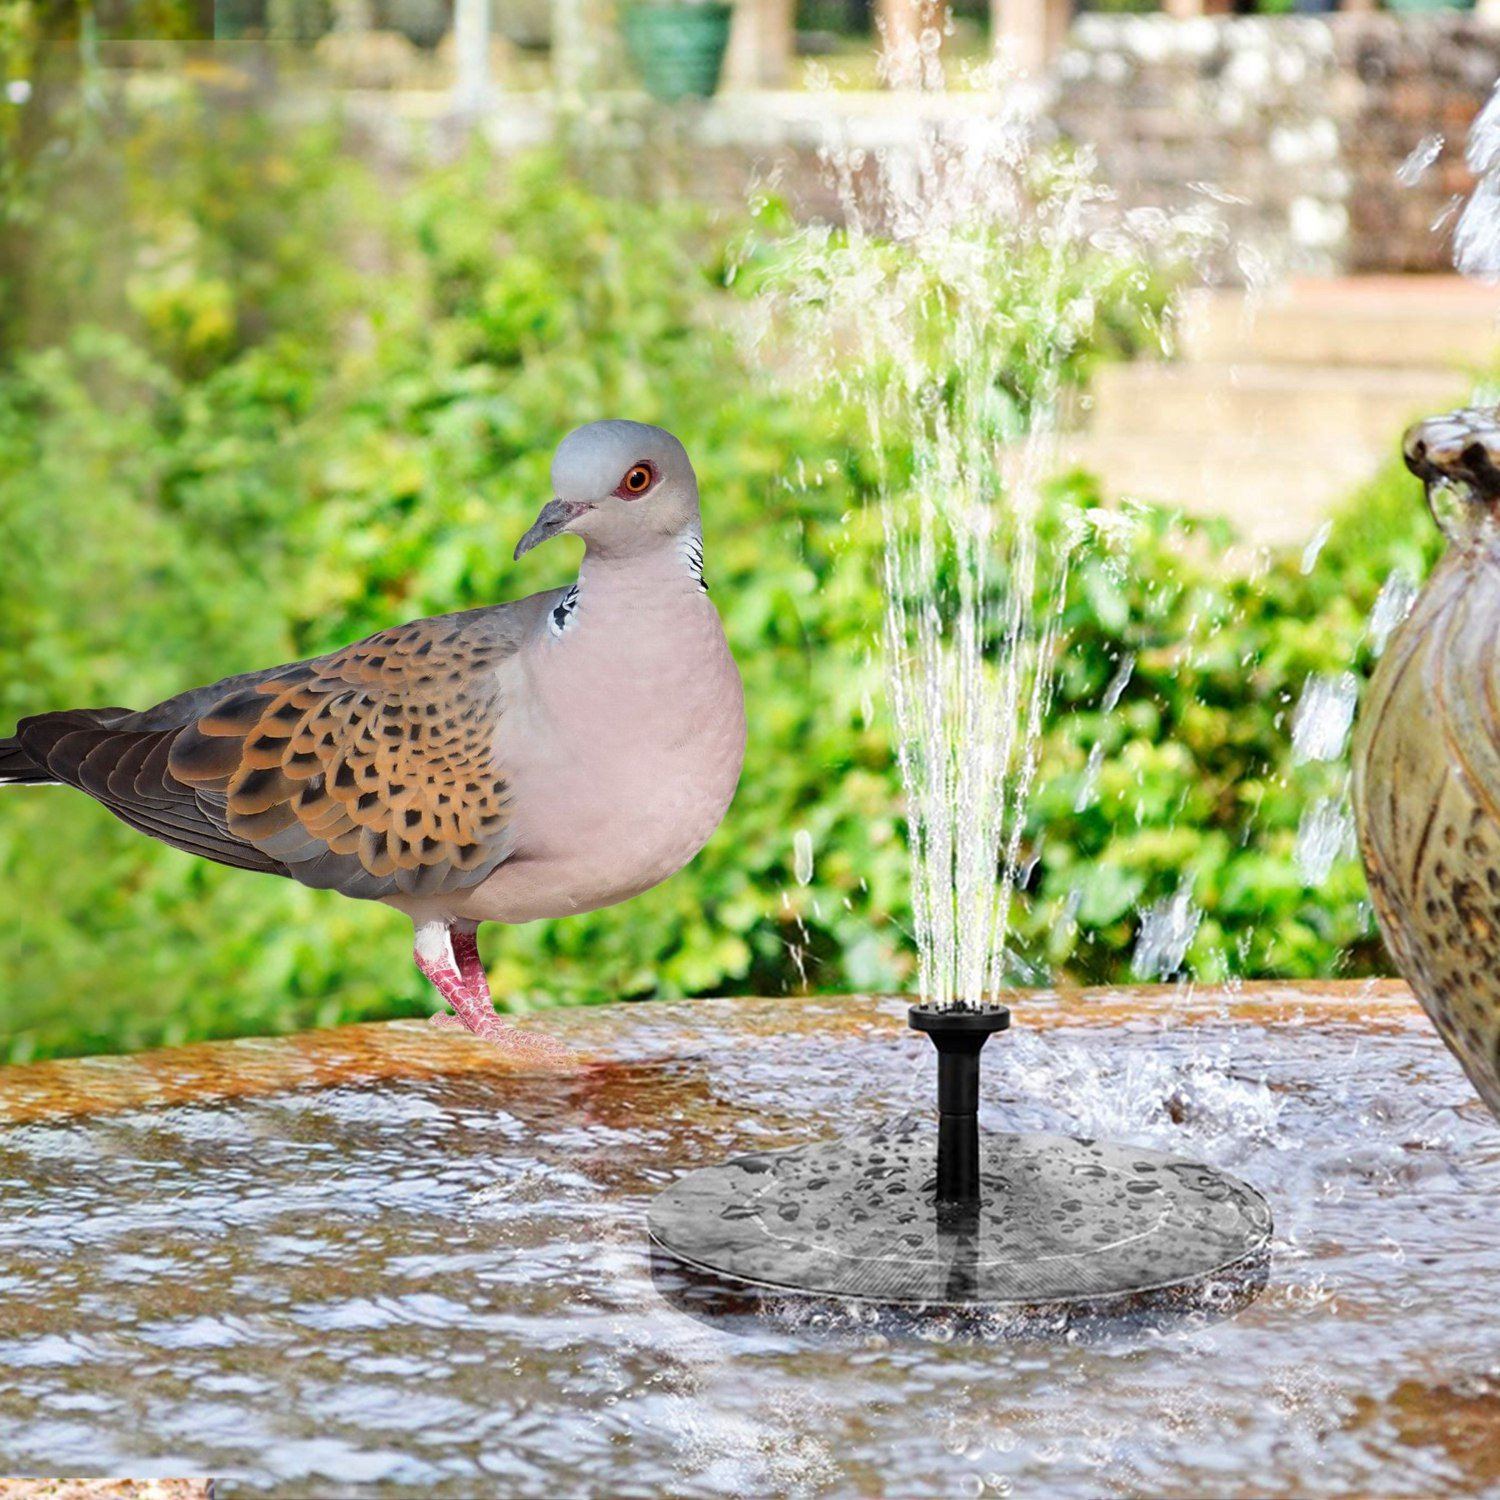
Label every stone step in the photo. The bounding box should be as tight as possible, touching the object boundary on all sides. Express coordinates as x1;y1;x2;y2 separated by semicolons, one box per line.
1072;277;1495;553
1059;432;1416;550
1083;360;1468;453
1177;278;1500;369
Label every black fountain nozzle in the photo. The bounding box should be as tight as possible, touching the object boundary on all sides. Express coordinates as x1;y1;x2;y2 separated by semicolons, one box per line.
908;1003;1011;1206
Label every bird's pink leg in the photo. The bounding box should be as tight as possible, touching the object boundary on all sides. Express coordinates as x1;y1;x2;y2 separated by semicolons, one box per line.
451;926;486;992
414;920;571;1064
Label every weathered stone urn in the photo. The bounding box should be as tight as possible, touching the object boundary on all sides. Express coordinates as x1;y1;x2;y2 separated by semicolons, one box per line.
1353;406;1500;1120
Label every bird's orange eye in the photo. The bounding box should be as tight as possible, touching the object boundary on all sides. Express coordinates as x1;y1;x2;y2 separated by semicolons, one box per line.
621;462;654;497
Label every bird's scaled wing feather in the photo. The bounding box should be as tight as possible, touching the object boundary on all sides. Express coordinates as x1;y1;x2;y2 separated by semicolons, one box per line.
169;607;530;899
14;709;288;875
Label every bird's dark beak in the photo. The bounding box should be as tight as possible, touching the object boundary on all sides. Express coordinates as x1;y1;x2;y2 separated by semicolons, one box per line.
514;499;591;560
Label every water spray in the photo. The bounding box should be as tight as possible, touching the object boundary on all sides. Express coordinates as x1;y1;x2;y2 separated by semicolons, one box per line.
650;68;1271;1321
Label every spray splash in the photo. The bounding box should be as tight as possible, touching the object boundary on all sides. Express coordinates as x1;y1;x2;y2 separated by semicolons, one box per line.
1456;88;1500;281
757;60;1205;1009
1291;672;1358;766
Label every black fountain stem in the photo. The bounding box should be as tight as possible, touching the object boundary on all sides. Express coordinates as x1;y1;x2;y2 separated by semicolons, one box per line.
908;1003;1012;1204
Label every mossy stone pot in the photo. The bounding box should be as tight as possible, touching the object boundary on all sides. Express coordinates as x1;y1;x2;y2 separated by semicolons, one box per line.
1353;406;1500;1120
622;3;734;103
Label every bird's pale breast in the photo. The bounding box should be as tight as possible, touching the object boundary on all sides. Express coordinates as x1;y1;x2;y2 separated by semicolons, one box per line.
451;579;746;925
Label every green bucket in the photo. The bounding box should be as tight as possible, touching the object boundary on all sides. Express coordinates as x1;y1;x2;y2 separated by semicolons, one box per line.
622;3;734;103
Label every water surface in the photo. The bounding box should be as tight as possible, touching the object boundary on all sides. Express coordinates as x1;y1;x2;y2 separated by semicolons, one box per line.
0;992;1495;1497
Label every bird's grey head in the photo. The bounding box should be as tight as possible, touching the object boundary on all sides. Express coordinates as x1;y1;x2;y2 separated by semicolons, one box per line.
514;420;701;562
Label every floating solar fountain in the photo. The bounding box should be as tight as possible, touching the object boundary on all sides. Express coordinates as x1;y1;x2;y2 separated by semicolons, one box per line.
649;1004;1272;1315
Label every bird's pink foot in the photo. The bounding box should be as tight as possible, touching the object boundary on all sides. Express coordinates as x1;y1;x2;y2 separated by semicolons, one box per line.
427;1008;572;1063
415;921;573;1066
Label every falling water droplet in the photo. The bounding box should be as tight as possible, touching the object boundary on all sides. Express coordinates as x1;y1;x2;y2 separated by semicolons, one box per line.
1396;133;1444;187
1131;890;1202;981
1102;653;1136;712
1291;673;1358;764
1295;798;1355;886
793;829;815;886
1074;743;1105;813
1368;569;1417;657
1300;520;1332;575
1455;177;1500;282
1456;87;1500;281
1432;195;1463;235
1469;85;1500;175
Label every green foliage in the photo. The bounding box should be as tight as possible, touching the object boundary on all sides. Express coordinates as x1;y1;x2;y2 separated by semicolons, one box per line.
0;113;902;1060
0;88;1443;1062
1;3;217;352
1016;467;1438;984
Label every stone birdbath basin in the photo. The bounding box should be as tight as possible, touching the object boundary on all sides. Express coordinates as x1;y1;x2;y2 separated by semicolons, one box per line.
0;983;1496;1496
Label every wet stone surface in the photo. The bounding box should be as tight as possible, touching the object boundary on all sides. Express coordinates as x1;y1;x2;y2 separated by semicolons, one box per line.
0;990;1498;1497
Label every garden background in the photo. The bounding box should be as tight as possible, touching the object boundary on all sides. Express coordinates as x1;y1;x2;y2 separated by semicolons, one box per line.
0;12;1447;1062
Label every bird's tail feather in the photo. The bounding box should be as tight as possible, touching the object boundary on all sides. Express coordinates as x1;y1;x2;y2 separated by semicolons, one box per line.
0;735;56;786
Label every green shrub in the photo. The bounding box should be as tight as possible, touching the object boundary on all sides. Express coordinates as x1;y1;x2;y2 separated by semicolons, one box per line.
0;92;1444;1061
1017;467;1438;984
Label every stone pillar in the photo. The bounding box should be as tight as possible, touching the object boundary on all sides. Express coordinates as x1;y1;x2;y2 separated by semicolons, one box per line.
725;0;797;88
452;0;492;112
330;0;373;32
989;0;1071;74
553;0;603;108
880;0;946;86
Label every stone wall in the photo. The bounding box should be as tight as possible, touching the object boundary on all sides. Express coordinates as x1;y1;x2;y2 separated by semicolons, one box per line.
1050;14;1500;280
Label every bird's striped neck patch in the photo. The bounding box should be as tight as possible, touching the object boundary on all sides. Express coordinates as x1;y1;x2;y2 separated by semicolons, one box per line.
682;534;708;593
549;584;581;638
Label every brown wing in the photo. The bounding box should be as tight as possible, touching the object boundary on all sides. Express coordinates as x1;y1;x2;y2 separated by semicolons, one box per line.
15;708;290;876
167;609;523;899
